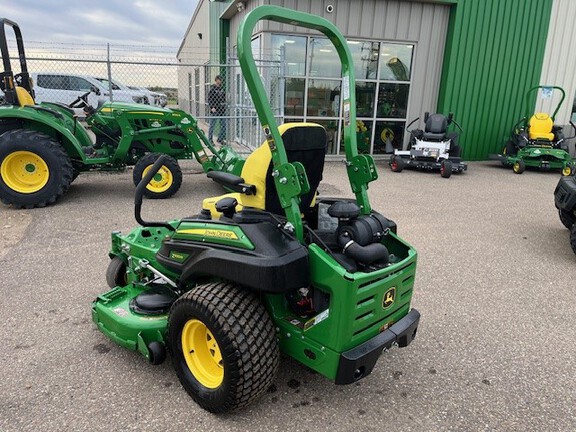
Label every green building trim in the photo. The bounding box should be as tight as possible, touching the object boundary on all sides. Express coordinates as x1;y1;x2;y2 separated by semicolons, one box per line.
437;0;553;160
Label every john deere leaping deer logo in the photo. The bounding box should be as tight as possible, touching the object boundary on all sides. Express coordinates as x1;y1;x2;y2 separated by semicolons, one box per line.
382;287;396;309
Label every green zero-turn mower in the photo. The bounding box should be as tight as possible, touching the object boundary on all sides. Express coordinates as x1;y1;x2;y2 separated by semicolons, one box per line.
92;6;420;413
490;86;576;175
0;18;244;209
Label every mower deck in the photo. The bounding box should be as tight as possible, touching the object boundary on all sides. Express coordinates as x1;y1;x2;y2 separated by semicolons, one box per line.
396;155;467;173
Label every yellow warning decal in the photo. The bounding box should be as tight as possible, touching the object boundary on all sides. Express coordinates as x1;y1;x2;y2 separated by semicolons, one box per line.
177;228;239;240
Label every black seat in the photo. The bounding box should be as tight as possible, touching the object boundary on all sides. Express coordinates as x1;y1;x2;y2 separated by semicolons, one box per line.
203;123;327;217
422;114;448;141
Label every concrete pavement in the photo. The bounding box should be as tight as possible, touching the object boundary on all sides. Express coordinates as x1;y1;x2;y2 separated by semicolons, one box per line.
0;161;575;432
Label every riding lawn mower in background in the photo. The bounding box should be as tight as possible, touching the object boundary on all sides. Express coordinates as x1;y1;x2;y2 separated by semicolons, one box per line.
389;112;467;178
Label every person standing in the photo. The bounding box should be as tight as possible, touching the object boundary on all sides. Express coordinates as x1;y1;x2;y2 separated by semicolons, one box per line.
208;75;227;144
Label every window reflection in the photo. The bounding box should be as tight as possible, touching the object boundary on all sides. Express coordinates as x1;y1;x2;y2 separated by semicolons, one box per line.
284;78;305;116
377;83;409;118
380;44;413;81
308;37;341;78
340;120;373;154
356;82;376;117
373;121;405;153
307;79;341;117
348;40;379;80
272;35;307;76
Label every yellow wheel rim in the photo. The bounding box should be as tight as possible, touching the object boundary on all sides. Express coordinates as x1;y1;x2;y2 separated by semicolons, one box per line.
562;166;572;176
513;162;520;173
181;319;224;388
0;150;50;193
142;164;173;193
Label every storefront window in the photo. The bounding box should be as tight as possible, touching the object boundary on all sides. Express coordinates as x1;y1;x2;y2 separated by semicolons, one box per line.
356;82;376;117
380;44;413;81
377;83;409;118
373;121;405;154
348;41;379;80
271;34;413;155
308;37;341;78
272;35;307;76
340;120;374;155
284;78;305;116
307;79;341;117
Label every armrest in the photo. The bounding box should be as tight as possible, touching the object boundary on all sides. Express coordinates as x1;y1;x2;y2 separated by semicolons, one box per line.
207;171;256;195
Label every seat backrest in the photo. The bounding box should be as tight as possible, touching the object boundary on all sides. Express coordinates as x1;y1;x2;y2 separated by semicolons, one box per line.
528;113;554;140
425;114;448;134
15;86;34;106
240;122;327;214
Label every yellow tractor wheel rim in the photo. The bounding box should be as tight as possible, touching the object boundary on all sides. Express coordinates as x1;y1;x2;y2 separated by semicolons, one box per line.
181;319;224;389
513;162;521;173
562;166;572;176
0;150;50;194
142;164;173;193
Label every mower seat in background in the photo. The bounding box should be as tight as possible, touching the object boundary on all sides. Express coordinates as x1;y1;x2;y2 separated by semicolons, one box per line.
203;122;327;217
15;86;34;106
528;113;554;141
422;113;448;141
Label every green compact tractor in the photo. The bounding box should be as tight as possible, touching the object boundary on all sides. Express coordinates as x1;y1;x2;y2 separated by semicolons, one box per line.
490;86;576;175
0;18;243;209
92;6;420;413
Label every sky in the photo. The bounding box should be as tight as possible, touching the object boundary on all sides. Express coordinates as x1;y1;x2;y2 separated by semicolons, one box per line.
1;0;201;88
2;0;199;48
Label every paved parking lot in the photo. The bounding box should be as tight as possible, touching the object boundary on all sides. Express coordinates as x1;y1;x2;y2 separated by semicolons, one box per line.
1;161;575;432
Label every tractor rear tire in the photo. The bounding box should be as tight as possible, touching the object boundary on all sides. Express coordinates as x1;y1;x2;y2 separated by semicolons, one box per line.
512;159;525;174
168;281;279;413
571;224;576;255
440;160;452;178
133;153;182;199
559;209;576;230
390;156;405;172
0;129;73;208
106;256;128;288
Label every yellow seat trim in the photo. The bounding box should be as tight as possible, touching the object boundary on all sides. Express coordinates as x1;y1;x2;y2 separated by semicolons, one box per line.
528;113;554;141
15;86;35;106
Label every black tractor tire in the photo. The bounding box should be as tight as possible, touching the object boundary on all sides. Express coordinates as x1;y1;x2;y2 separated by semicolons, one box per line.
512;159;526;174
440;160;453;178
168;281;279;413
389;156;405;172
133;153;182;199
106;255;128;288
0;129;73;208
559;209;576;230
571;224;576;255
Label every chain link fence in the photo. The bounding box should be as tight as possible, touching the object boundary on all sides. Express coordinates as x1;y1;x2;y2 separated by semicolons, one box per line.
1;41;283;153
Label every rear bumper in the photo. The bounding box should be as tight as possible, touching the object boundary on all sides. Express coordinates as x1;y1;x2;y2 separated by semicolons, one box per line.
335;308;420;385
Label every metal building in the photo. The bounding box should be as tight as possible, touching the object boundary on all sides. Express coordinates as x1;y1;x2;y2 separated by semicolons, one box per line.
178;0;575;160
